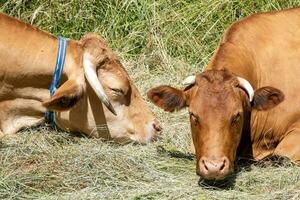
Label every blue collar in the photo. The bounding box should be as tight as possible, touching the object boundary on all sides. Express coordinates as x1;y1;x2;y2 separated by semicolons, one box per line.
45;36;67;123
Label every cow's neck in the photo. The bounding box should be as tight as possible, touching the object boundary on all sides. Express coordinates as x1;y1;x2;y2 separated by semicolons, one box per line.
0;13;82;89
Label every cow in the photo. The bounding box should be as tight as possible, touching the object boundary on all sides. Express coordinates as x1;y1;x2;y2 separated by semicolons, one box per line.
147;7;300;180
0;13;161;143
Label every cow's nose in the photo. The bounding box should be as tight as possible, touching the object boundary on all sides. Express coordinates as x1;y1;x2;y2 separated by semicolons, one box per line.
152;119;162;132
150;120;162;141
199;156;230;180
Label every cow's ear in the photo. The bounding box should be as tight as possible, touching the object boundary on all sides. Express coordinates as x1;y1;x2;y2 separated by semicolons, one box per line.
42;79;84;111
147;85;186;112
252;86;284;111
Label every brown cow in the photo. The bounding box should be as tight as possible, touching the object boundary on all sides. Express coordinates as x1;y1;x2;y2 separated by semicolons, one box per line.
148;7;300;180
0;13;161;143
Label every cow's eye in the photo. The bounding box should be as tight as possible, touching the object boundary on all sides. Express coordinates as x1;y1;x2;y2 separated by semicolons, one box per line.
231;112;241;125
110;87;124;96
189;112;200;125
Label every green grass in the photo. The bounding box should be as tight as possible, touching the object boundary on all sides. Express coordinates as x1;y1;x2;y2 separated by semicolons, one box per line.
1;0;300;199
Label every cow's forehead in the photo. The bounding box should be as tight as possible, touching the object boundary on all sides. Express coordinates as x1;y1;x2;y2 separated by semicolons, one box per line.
193;70;238;96
196;69;235;83
110;63;132;88
189;80;242;114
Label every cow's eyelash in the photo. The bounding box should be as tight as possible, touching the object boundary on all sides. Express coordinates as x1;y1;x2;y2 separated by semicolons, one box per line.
231;112;241;124
110;87;124;95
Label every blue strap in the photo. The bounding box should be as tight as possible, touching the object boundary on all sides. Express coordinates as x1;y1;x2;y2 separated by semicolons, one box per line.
45;36;67;123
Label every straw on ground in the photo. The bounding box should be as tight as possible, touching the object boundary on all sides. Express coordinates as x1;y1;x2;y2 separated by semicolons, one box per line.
0;1;300;199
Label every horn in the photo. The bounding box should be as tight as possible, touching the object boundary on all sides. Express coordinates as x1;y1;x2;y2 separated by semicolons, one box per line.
237;77;254;102
182;75;196;85
83;53;117;115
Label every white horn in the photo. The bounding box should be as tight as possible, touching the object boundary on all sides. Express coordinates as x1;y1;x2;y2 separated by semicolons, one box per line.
182;75;196;85
83;53;117;115
237;77;254;102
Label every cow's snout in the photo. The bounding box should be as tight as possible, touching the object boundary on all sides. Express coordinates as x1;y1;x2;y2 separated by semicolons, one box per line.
198;156;230;180
134;119;162;143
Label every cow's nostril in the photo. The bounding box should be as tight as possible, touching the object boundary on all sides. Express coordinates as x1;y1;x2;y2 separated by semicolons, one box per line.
219;160;225;171
128;130;135;135
203;159;209;171
220;157;230;172
152;121;162;132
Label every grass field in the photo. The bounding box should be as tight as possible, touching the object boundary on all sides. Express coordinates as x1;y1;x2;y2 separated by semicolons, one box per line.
1;0;300;199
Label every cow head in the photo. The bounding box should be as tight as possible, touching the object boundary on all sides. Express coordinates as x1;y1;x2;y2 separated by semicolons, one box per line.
43;33;161;143
147;69;284;180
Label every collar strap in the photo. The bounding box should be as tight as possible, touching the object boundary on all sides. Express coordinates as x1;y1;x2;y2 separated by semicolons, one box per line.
45;36;67;123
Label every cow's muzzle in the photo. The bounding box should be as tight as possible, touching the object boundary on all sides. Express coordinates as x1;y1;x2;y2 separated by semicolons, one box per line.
197;156;232;180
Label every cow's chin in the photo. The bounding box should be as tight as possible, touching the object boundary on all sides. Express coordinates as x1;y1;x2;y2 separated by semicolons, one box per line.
112;136;134;144
111;134;152;145
111;132;154;145
197;169;234;181
108;123;156;144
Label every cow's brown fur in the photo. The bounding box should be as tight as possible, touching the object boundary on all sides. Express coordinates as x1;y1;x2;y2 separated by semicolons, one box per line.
0;13;161;143
148;7;300;180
